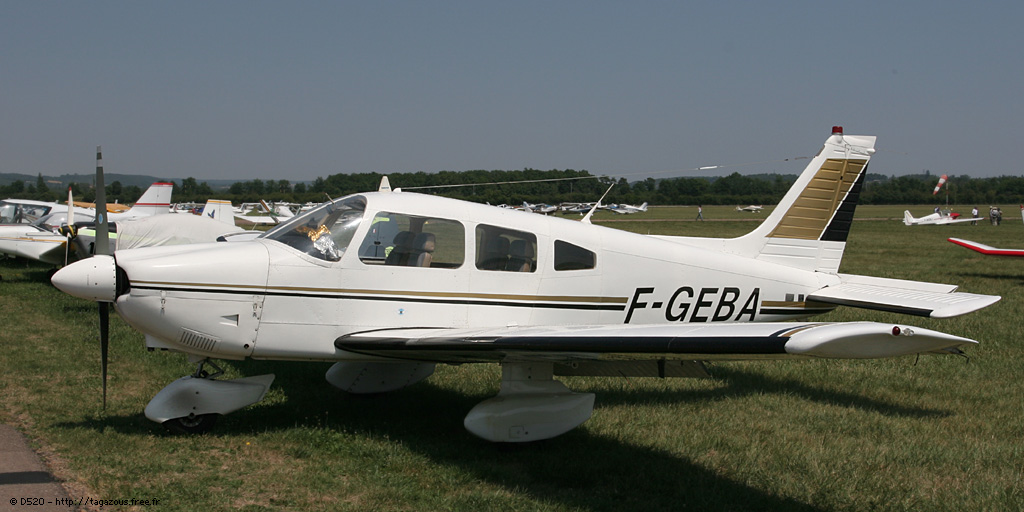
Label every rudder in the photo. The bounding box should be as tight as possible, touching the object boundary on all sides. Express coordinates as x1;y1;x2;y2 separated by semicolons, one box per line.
725;127;876;273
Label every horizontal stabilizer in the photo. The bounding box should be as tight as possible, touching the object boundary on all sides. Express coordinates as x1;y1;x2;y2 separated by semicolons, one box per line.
808;274;1000;318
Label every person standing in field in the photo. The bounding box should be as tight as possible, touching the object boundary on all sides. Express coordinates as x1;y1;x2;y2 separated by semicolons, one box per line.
696;205;703;221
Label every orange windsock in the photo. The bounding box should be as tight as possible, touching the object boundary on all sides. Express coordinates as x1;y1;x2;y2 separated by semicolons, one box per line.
933;174;948;195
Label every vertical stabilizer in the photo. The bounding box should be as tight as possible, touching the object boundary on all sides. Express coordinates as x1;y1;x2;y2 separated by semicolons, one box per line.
123;182;174;217
725;127;875;273
201;199;238;225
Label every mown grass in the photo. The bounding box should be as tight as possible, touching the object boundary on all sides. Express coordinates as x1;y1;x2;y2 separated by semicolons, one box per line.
2;206;1023;511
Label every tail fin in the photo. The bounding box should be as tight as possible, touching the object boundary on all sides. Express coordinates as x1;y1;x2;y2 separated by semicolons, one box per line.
724;126;875;273
638;202;648;212
201;199;237;225
903;210;915;226
122;182;173;217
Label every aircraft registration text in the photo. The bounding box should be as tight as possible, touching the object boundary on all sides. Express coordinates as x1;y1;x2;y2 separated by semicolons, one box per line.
624;286;760;324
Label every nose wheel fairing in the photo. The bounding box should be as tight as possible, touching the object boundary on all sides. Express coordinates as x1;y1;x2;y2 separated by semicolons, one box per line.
144;373;276;426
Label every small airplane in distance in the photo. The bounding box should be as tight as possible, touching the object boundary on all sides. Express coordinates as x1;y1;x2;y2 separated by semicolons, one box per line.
736;205;764;213
0;181;173;264
608;202;648;214
948;238;1024;257
234;200;295;225
559;202;596;215
902;209;976;226
522;202;558;214
52;127;999;443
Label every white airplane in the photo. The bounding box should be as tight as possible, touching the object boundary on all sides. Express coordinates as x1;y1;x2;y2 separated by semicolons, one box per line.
0;181;173;264
902;209;976;226
948;237;1024;257
736;205;764;213
609;202;648;214
234;200;295;225
522;202;558;214
51;127;1000;442
559;202;596;215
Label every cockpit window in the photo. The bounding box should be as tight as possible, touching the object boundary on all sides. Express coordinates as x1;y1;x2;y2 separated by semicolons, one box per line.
358;212;464;269
264;196;366;262
0;201;52;225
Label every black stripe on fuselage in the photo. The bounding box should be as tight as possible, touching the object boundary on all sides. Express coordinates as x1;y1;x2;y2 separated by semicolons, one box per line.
759;307;835;316
336;335;790;355
130;285;627;311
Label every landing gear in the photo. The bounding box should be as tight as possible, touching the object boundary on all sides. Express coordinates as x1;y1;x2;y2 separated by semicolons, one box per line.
191;358;224;379
159;361;224;434
162;413;218;434
144;357;275;434
464;363;595;443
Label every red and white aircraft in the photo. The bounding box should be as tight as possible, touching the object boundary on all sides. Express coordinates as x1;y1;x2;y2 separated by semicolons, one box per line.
51;127;999;442
948;238;1024;257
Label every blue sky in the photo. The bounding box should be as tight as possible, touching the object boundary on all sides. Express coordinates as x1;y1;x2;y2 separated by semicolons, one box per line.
3;2;1022;182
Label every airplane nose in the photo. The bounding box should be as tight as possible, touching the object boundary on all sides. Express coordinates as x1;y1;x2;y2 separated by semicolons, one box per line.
51;255;117;302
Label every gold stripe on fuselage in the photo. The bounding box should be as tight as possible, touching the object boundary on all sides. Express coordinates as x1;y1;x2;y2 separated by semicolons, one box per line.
130;280;628;305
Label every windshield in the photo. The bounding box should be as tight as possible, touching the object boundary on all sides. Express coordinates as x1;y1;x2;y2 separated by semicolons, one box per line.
264;196;366;262
0;201;52;224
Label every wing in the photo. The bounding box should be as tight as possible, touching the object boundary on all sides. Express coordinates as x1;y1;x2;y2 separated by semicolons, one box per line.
807;274;999;318
233;214;278;225
948;237;1024;257
934;217;979;225
335;321;976;365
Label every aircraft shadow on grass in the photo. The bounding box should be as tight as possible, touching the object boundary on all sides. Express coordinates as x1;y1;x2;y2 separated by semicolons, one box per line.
57;358;958;511
586;365;952;420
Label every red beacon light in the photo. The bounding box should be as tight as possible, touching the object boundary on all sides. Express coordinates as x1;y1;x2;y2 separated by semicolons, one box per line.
891;326;901;336
832;126;844;135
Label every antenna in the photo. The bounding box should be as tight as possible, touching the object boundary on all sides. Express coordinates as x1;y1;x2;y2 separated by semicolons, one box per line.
581;184;614;225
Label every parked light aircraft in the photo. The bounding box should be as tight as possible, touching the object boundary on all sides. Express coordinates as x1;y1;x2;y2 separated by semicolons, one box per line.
1;182;173;264
608;202;647;214
736;205;764;213
902;209;976;226
948;237;1024;257
522;202;558;214
559;202;596;215
235;200;295;225
51;127;1000;442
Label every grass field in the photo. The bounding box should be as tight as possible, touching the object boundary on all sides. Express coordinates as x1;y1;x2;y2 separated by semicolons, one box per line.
2;205;1023;511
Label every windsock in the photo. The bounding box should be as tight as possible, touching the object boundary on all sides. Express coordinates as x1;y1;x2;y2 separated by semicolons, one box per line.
933;174;948;195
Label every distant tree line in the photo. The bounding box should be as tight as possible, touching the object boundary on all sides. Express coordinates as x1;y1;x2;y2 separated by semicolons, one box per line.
4;170;1024;207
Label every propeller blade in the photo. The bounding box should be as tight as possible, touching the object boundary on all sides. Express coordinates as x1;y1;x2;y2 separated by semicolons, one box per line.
94;147;109;256
67;185;75;228
64;186;74;266
100;302;109;409
95;146;111;408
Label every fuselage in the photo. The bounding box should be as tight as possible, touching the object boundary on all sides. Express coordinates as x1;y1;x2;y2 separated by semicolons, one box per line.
109;191;839;362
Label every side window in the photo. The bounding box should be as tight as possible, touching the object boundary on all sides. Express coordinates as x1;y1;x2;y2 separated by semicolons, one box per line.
554;240;596;271
358;212;464;269
476;225;537;272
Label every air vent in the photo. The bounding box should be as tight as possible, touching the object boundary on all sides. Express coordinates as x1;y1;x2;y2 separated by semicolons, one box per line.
179;329;219;352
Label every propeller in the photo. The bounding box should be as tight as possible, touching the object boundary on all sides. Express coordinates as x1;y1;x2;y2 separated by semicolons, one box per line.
94;146;111;409
63;186;75;266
